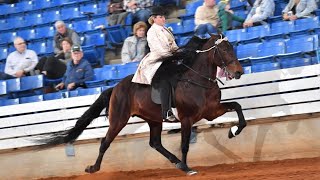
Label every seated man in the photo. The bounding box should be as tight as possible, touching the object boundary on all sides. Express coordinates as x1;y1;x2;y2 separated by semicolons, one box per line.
243;0;275;28
194;0;219;38
0;37;38;80
55;45;94;91
53;20;81;55
282;0;318;21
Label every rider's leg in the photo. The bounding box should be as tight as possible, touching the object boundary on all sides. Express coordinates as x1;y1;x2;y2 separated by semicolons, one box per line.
159;80;176;121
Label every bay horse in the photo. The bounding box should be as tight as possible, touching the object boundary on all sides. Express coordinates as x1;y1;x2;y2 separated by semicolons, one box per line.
37;34;246;175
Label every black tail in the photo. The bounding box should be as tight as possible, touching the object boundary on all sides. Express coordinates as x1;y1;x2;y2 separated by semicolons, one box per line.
36;87;113;148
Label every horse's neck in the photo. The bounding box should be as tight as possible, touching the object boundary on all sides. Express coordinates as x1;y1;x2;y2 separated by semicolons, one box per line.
190;54;217;81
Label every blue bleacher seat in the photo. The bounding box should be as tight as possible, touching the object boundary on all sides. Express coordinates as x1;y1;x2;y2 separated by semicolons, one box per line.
102;65;118;85
6;78;20;93
105;26;128;45
83;48;100;66
6;15;25;29
60;6;83;20
34;0;52;10
0;32;17;45
245;25;270;42
183;0;203;16
18;75;44;97
92;16;108;28
44;91;67;100
280;57;312;69
28;41;47;55
80;3;99;15
166;22;184;35
257;40;285;57
46;39;54;54
20;95;43;104
42;9;61;24
97;1;108;14
36;26;55;39
251;62;280;73
286;35;318;54
68;89;78;97
77;87;101;96
18;28;37;41
101;85;113;92
236;42;261;59
0;46;8;61
0;98;19;106
243;66;252;74
15;0;34;13
177;35;193;46
116;62;139;79
72;20;94;33
294;17;319;32
0;80;6;97
83;32;107;47
24;12;44;27
225;28;247;43
0;63;5;72
269;21;294;36
182;18;195;34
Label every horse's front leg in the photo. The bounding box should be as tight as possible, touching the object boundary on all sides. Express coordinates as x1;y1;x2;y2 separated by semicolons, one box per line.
178;118;198;175
220;102;247;138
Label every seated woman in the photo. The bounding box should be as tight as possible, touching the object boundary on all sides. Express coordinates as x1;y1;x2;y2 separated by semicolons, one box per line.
132;7;179;122
121;21;148;63
282;0;318;21
243;0;275;28
35;38;73;79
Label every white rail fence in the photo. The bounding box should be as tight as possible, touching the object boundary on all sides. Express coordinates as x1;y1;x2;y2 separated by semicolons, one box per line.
0;64;319;150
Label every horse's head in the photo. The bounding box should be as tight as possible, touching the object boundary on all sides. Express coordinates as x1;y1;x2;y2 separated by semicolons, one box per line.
201;34;243;79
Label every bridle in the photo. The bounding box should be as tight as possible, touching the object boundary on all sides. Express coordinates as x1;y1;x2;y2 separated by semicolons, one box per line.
180;35;236;89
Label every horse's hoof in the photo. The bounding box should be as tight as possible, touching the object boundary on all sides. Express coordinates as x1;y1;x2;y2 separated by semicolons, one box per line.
187;170;198;176
228;126;238;139
85;165;99;173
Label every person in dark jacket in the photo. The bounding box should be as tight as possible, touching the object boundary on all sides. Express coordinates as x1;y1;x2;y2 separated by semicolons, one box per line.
55;45;94;91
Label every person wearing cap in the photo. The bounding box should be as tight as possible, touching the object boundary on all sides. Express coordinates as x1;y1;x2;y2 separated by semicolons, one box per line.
55;45;94;91
218;0;245;33
53;20;81;55
194;0;219;38
0;37;38;80
132;6;178;122
121;21;148;63
282;0;318;21
243;0;275;28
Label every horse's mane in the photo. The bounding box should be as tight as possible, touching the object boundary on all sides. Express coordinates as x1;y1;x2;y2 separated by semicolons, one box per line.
152;36;209;84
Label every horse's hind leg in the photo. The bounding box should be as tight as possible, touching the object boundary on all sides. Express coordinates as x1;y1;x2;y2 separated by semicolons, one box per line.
148;121;196;175
85;114;130;173
220;102;247;138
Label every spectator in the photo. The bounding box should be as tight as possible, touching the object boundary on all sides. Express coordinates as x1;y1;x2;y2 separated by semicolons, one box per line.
123;0;153;25
108;0;130;26
218;0;245;32
132;6;178;121
0;37;38;80
55;45;94;91
53;20;81;54
243;0;275;28
282;0;318;21
194;0;219;38
121;21;148;63
35;38;73;79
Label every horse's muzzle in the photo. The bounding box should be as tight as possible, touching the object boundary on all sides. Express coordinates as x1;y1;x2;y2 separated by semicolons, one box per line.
234;71;242;79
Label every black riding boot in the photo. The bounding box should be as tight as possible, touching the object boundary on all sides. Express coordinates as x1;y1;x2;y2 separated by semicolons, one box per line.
159;80;176;122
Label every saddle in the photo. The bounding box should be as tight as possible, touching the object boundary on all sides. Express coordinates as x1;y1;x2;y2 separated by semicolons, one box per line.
151;82;176;108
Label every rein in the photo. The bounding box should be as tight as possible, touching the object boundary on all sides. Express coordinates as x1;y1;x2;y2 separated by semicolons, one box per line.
179;35;231;89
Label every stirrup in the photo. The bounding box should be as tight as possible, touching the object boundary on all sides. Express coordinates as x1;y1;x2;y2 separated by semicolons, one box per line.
163;111;176;122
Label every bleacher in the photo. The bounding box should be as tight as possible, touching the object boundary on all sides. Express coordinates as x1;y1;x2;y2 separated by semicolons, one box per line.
0;0;320;107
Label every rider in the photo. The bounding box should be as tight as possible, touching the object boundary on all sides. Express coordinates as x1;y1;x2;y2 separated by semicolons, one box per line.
132;6;179;122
